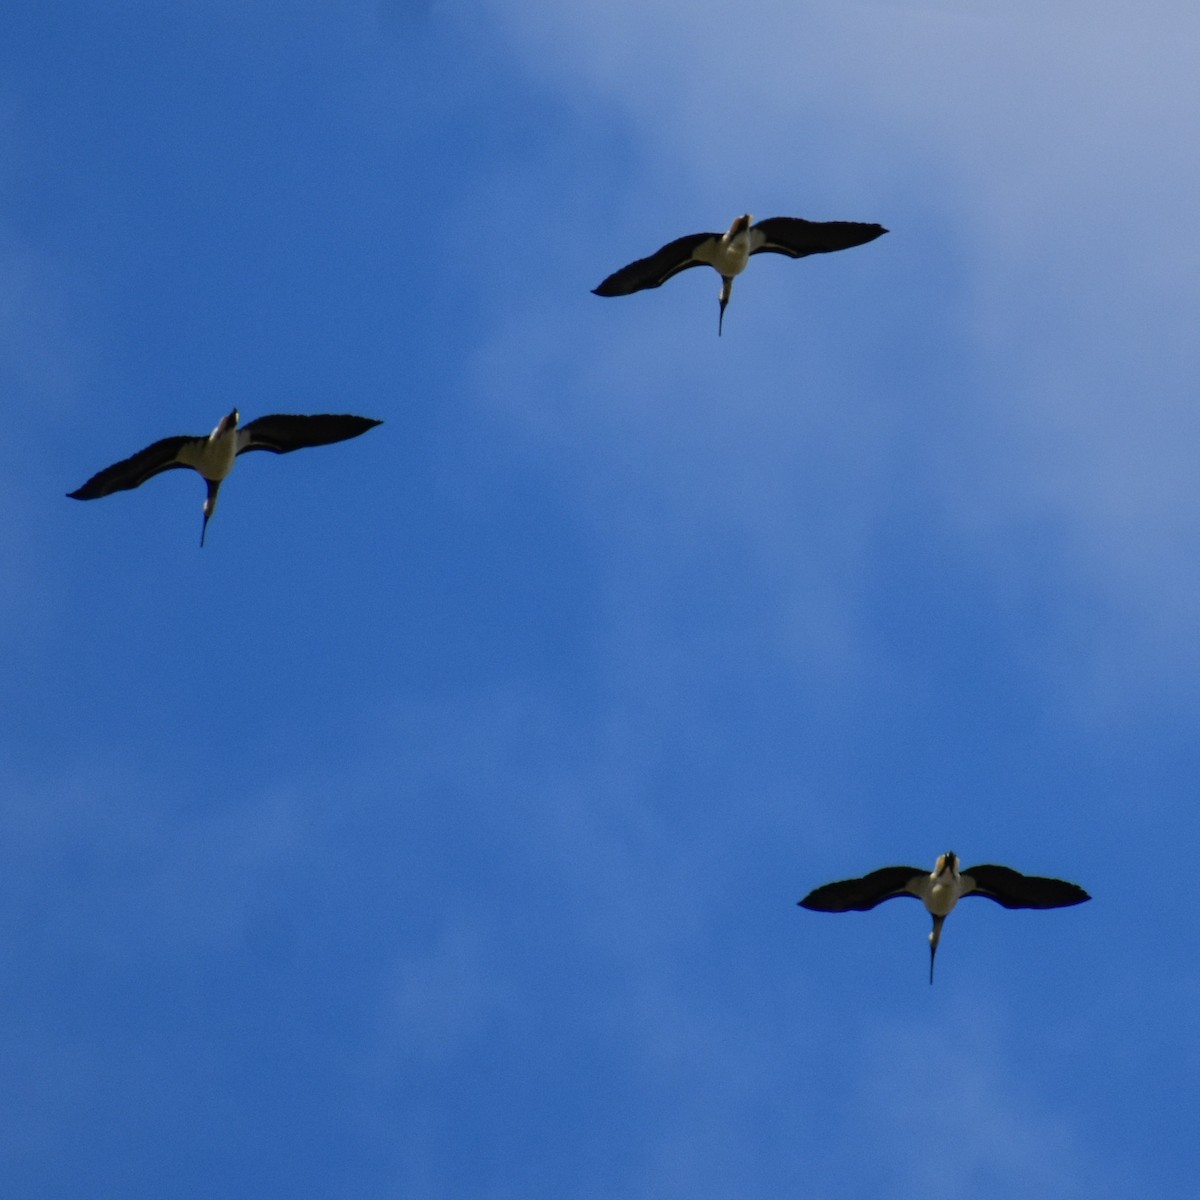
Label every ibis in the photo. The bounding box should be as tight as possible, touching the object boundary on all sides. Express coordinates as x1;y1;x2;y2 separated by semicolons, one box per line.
592;212;886;334
68;409;382;545
798;852;1090;983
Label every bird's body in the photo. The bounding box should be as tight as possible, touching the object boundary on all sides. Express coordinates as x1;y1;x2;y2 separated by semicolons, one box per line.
691;213;756;280
798;852;1090;982
592;212;887;334
68;409;382;545
179;409;240;481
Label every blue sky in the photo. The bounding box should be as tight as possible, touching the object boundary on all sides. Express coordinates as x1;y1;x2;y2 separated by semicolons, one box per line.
3;1;1198;1195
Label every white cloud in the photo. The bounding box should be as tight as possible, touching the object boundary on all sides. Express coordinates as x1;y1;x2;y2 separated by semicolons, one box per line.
0;756;305;966
376;915;518;1065
469;0;1200;718
856;1006;1123;1197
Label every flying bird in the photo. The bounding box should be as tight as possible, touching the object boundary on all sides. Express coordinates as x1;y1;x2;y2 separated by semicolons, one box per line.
798;852;1090;983
68;409;382;545
592;213;887;334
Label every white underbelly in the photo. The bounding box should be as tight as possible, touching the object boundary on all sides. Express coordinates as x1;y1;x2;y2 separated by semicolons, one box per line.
697;237;752;278
925;883;960;917
179;435;237;481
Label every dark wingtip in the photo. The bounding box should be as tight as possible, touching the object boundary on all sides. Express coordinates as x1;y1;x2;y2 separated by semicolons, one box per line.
847;223;888;248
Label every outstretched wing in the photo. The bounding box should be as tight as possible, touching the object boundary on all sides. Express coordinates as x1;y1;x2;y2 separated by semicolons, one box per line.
237;414;382;456
961;865;1091;910
749;217;887;260
592;232;718;296
799;866;925;912
67;434;201;500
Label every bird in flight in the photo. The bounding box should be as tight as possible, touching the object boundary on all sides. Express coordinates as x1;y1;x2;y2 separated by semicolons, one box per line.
68;409;382;545
592;212;886;334
798;852;1090;983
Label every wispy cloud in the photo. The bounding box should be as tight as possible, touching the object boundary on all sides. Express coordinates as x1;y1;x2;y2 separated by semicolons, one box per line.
471;0;1200;719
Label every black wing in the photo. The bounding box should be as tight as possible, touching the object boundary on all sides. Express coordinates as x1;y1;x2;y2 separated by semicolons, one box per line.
592;232;718;296
961;865;1091;910
67;434;200;500
798;866;924;912
238;414;382;456
750;218;887;260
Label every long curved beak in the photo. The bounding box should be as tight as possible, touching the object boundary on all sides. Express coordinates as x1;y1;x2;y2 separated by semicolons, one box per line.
929;914;945;985
718;277;733;336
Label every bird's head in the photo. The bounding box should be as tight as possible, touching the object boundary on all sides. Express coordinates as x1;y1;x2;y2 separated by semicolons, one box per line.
727;213;753;237
935;852;959;877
